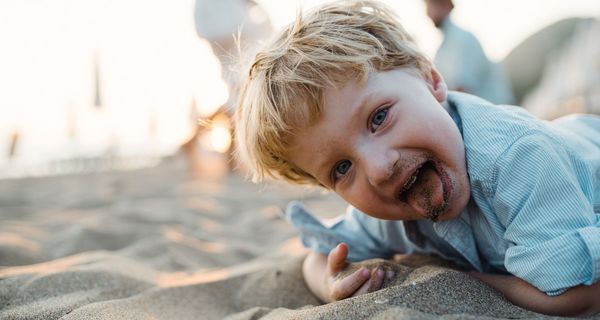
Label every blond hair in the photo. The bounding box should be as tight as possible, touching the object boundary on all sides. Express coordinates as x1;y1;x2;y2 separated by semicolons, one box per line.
235;0;432;186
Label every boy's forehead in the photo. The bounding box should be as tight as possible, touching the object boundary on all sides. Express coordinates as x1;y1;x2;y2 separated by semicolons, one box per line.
322;77;371;111
322;68;419;106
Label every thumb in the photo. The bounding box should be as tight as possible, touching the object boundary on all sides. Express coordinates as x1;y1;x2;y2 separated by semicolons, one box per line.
327;243;349;275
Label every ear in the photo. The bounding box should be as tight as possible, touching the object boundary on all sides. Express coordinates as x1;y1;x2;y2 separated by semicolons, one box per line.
425;68;447;103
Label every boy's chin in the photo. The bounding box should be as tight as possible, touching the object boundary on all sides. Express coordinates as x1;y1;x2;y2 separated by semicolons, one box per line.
435;208;462;221
436;194;471;221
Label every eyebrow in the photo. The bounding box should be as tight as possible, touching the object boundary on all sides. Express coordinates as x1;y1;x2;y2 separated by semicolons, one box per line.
312;91;375;186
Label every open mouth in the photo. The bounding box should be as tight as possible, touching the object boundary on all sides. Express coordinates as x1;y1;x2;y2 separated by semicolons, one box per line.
396;161;449;221
397;162;424;201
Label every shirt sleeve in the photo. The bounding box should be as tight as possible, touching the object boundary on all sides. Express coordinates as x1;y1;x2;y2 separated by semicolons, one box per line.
285;201;416;262
492;133;600;296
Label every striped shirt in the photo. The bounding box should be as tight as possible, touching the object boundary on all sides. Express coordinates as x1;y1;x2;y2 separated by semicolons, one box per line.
287;92;600;296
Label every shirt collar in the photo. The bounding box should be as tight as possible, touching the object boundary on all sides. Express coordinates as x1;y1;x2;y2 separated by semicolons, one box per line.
433;199;486;271
444;92;464;137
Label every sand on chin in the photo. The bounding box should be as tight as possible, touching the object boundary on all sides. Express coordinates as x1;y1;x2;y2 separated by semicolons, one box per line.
0;156;590;320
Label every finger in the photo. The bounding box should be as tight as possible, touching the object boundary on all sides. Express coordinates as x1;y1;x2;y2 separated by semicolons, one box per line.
352;276;373;297
352;268;385;297
386;270;395;281
330;267;370;300
327;243;349;275
368;268;385;292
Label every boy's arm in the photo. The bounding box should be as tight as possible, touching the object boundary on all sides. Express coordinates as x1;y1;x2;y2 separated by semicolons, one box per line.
303;243;387;302
490;135;600;300
470;272;600;317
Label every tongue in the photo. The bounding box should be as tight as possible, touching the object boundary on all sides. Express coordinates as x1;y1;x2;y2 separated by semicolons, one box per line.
405;163;445;219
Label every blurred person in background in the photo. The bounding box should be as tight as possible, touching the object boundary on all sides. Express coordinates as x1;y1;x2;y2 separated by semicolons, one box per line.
182;0;272;174
425;0;514;104
194;0;272;116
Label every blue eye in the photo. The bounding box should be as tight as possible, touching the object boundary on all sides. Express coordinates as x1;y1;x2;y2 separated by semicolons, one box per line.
332;160;352;180
370;108;388;132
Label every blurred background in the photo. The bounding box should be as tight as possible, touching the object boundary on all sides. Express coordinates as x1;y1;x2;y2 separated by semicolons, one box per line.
0;0;599;179
1;2;600;318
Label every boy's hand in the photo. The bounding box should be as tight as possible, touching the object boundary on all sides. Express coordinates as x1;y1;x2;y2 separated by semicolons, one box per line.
324;243;393;301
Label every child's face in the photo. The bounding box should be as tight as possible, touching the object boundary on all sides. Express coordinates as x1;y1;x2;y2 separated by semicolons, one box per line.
288;68;470;221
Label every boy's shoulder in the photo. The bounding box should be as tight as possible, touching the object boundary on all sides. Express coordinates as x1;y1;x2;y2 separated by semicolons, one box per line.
447;92;556;180
448;91;541;139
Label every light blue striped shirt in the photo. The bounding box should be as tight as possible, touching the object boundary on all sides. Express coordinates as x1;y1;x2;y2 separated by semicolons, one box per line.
287;92;600;296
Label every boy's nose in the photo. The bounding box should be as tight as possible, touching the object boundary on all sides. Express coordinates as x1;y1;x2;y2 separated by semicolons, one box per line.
361;148;396;187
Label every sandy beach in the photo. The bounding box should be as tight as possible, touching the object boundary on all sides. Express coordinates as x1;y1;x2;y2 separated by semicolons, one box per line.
0;155;593;320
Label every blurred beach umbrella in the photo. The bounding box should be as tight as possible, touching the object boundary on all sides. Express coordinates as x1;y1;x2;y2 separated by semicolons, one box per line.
93;53;103;109
67;104;77;140
8;130;19;159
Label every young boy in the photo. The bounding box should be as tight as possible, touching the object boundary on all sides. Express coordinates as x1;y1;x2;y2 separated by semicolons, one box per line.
234;0;600;316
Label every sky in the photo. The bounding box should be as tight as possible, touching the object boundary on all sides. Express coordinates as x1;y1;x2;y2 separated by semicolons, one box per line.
0;0;598;170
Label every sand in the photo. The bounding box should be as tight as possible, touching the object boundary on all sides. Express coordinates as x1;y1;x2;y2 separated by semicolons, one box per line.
0;155;592;320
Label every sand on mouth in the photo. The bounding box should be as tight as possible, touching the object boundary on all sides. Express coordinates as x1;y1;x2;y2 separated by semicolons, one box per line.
404;161;448;221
